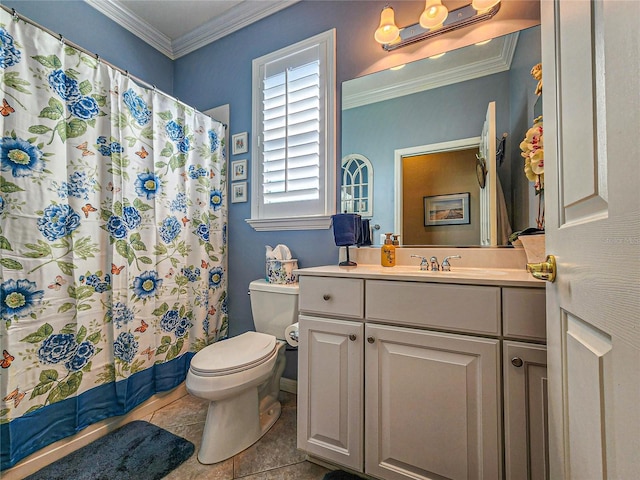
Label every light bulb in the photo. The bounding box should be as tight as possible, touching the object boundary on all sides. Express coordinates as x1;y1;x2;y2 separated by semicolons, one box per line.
374;6;400;44
472;0;500;13
419;0;448;29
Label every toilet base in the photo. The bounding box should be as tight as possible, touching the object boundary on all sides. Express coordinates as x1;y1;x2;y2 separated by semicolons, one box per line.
195;342;285;465
198;386;282;464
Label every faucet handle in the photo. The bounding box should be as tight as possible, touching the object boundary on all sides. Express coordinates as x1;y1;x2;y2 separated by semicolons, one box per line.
410;254;429;271
442;255;462;271
429;256;440;271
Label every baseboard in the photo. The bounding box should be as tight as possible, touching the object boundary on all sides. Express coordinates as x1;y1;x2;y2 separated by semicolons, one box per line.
2;383;187;480
280;377;297;394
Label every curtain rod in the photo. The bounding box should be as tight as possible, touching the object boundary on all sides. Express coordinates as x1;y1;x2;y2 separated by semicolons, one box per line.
0;5;227;129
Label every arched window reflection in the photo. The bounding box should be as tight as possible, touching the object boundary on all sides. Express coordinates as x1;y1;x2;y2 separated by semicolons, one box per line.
341;154;373;217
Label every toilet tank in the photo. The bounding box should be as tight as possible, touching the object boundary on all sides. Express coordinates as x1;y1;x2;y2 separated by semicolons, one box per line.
249;279;299;339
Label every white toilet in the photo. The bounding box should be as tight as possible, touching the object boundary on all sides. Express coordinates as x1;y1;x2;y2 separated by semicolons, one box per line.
186;279;299;464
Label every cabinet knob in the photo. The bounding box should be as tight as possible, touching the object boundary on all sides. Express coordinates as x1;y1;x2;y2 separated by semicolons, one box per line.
367;336;375;344
511;356;524;368
349;334;356;341
322;294;331;301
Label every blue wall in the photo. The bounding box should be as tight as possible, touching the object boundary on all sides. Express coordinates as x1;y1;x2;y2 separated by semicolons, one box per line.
171;1;416;352
2;0;538;380
507;26;542;231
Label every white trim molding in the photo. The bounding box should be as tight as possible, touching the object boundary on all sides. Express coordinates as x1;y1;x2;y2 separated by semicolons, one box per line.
343;32;519;110
246;215;332;231
85;0;300;60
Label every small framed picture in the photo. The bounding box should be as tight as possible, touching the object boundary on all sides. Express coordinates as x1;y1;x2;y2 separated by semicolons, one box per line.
424;192;470;226
231;182;247;203
232;132;248;155
231;159;247;181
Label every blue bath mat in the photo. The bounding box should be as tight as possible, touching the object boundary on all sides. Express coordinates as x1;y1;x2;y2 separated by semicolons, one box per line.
24;420;194;480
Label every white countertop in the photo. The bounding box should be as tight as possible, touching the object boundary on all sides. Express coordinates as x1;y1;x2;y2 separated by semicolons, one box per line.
295;264;544;288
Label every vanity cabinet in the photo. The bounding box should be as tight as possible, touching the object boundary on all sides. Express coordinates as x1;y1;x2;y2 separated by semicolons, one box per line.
502;287;549;480
365;324;500;480
297;314;363;470
297;274;547;480
503;341;548;480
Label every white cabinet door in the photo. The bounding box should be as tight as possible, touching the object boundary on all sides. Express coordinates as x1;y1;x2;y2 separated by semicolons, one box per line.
365;323;501;480
297;315;363;470
503;341;549;480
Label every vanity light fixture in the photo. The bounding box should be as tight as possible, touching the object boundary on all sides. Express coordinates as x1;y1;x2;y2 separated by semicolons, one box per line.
374;0;501;52
374;5;400;44
420;0;449;29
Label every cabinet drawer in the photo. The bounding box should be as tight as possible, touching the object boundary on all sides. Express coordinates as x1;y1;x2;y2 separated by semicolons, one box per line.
503;287;546;341
366;280;500;335
299;276;364;319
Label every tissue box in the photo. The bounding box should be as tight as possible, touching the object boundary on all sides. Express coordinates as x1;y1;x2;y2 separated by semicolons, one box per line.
266;259;298;284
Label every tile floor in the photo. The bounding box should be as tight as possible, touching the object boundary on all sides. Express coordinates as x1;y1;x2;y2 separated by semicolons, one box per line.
149;391;332;479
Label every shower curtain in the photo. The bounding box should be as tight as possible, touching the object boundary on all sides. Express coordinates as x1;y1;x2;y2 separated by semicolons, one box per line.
0;11;227;469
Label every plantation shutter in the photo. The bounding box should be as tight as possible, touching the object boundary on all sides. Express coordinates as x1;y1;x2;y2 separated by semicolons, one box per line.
262;55;320;204
249;30;336;230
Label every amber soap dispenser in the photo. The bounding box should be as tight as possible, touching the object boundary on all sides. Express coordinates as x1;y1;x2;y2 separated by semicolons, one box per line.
381;233;396;267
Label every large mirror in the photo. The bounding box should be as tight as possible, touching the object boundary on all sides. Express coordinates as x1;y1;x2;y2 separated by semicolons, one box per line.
342;25;541;246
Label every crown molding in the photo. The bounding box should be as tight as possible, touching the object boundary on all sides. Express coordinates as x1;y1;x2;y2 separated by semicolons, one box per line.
85;0;173;57
172;1;299;59
343;32;520;110
85;0;299;60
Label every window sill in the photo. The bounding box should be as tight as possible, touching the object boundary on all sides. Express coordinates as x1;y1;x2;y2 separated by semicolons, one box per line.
245;215;332;231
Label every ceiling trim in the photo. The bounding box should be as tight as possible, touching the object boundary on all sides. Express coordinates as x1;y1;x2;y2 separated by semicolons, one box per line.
343;32;520;110
172;1;299;58
85;0;299;60
85;0;173;57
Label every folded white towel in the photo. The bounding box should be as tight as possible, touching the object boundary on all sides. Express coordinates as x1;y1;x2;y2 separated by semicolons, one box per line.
265;244;292;261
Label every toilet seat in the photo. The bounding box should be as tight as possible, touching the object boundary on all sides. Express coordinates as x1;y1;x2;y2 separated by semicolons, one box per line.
190;331;276;377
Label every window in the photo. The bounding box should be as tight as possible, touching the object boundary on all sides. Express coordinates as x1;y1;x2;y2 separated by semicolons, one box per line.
247;30;336;231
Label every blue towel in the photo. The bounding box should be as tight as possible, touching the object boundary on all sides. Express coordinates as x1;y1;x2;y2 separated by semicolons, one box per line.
358;219;371;246
332;214;361;246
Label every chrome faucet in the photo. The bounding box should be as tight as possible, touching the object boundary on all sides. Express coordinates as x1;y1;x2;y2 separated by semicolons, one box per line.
429;256;440;271
410;255;429;271
442;255;462;271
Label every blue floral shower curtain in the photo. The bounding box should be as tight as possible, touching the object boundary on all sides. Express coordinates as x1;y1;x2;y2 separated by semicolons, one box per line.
0;11;227;469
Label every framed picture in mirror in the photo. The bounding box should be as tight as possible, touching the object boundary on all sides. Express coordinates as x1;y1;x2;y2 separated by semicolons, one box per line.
424;192;470;226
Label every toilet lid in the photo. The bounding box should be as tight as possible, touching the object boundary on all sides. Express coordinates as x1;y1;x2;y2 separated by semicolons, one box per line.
190;331;276;375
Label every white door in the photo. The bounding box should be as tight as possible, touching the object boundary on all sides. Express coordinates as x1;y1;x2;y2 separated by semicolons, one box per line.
479;101;497;246
541;1;640;478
